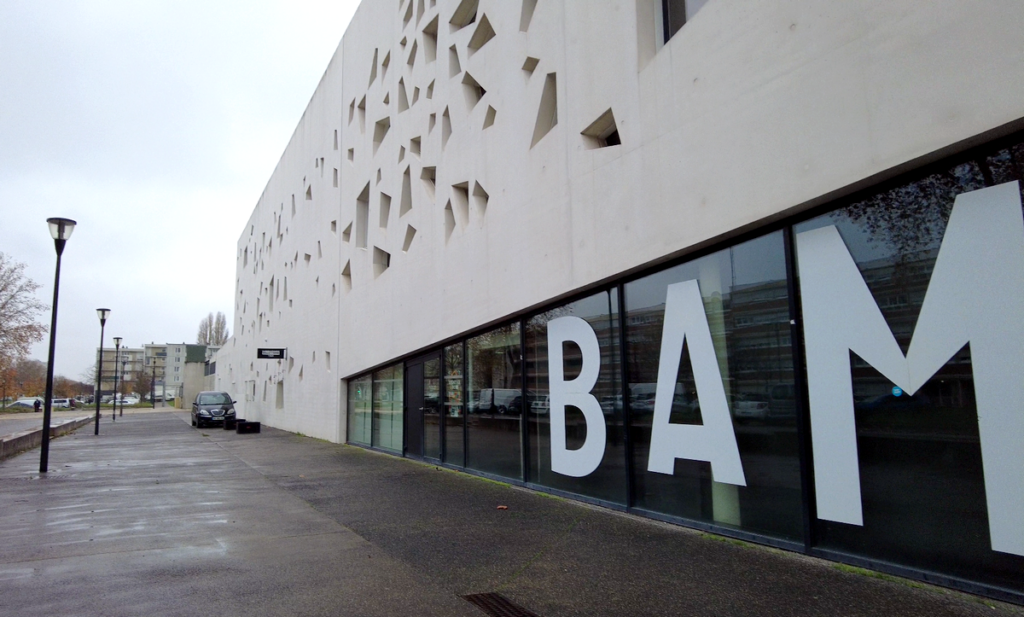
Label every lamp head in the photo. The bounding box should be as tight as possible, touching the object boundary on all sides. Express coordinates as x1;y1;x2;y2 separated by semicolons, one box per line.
47;218;76;241
113;336;122;348
96;308;110;326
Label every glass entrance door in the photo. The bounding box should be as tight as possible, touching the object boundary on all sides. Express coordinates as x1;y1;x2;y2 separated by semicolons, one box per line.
423;357;441;460
405;353;441;459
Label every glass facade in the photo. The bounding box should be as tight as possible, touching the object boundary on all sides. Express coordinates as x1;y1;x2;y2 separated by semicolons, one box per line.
346;133;1024;598
444;343;465;466
466;324;522;479
347;374;372;446
372;364;403;453
422;357;442;460
525;290;626;504
624;231;802;540
794;144;1024;593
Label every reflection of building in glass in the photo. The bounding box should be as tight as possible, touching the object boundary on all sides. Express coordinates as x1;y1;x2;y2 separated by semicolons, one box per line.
840;251;977;438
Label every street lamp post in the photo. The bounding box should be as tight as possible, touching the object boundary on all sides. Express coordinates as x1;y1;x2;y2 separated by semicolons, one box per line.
94;309;110;435
112;337;121;424
120;354;127;417
39;217;76;474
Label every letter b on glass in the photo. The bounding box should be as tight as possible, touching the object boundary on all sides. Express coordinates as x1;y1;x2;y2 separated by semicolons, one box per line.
547;316;606;477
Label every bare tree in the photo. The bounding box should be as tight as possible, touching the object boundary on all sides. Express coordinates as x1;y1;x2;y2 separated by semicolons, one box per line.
0;252;47;376
212;312;229;346
197;311;230;346
197;312;212;345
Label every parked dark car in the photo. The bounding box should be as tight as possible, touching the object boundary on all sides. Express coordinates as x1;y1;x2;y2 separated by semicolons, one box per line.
191;391;236;428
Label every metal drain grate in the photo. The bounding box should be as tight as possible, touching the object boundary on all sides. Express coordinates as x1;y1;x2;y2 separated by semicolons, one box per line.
462;593;542;617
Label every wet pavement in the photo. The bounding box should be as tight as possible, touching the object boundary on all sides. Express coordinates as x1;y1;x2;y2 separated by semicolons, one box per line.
0;412;1019;617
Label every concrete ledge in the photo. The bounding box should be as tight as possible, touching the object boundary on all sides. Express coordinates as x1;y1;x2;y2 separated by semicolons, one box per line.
0;416;93;462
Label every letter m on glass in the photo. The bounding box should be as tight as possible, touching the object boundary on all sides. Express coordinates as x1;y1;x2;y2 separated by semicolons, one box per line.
796;182;1024;557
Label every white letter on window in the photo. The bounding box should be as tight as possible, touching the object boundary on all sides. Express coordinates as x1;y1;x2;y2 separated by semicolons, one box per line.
797;181;1024;556
548;316;606;477
647;280;746;486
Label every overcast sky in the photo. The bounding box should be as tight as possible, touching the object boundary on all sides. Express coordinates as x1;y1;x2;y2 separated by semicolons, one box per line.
0;0;360;381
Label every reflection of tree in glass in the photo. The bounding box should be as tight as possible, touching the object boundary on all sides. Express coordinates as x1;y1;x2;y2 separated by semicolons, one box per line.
840;162;985;265
469;325;521;391
984;144;1024;189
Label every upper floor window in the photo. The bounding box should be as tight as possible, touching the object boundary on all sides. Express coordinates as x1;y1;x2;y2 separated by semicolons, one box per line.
663;0;710;42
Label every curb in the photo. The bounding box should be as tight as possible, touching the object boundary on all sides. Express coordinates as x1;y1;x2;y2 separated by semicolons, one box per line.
0;416;93;462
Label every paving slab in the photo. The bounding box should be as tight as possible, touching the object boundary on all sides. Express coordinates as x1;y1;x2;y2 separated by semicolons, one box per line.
0;412;1020;617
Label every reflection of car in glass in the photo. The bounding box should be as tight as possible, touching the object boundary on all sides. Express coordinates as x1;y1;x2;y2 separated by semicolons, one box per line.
629;387;699;421
191;391;237;428
531;395;550;414
600;395;623;415
506;391;540;416
765;384;796;421
855;392;932;412
476;388;520;415
730;394;769;421
631;391;656;413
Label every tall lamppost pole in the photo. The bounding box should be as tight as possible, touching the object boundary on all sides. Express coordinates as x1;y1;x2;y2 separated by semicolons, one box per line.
120;354;128;417
151;363;158;409
94;309;110;435
112;337;122;424
39;217;76;474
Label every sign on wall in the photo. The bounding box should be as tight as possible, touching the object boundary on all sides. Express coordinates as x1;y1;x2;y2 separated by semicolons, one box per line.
257;348;288;360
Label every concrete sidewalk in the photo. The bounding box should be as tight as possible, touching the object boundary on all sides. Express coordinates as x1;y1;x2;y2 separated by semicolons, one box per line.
0;412;1018;617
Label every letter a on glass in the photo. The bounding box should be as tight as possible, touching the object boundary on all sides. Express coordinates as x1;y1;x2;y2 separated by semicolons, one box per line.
647;280;746;486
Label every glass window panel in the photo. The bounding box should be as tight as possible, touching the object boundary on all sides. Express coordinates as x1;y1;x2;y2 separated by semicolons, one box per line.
625;230;802;540
525;290;626;504
467;324;522;479
347;374;372;446
444;344;465;466
372;363;404;453
663;0;686;41
424;357;442;460
794;142;1024;593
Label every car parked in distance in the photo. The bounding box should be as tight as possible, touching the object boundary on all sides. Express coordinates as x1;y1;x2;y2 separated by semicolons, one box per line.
531;395;550;415
730;393;770;421
600;395;623;415
191;391;236;428
51;398;72;409
765;383;797;422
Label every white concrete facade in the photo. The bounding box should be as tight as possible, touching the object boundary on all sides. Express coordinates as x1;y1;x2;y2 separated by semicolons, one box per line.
216;0;1024;443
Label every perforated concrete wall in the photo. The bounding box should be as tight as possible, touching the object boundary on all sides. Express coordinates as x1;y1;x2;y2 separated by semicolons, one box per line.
216;0;1024;441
